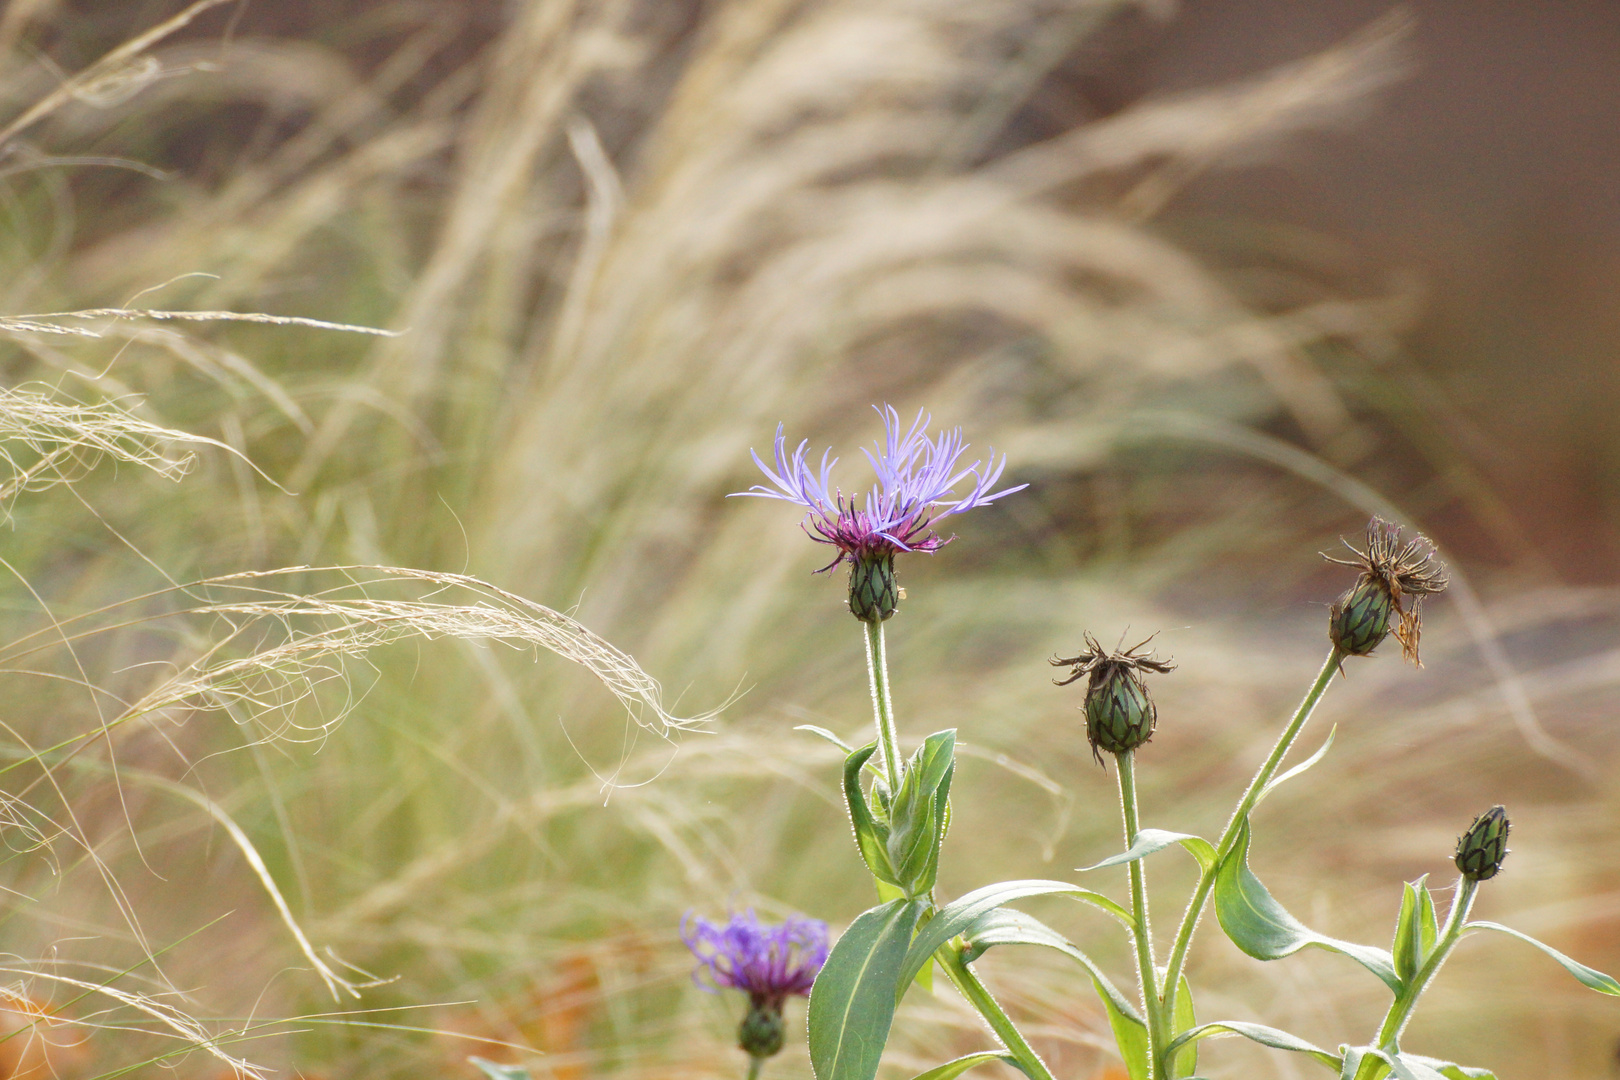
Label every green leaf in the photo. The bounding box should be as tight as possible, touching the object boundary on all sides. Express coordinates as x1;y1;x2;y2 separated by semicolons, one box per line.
1391;876;1437;987
797;724;859;754
1167;972;1198;1078
1403;1055;1497;1080
1078;829;1216;874
959;906;1143;1024
1164;1021;1341;1072
1257;726;1337;804
1214;821;1401;993
469;1059;532;1080
888;731;956;897
1105;993;1151;1080
905;1051;1028;1080
810;899;928;1080
897;879;1134;995
843;744;897;886
1465;921;1620;994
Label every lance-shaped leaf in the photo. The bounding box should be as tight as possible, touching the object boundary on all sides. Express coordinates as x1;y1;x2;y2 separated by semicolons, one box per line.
1164;1021;1341;1072
1078;829;1216;874
897;879;1133;996
1214;821;1401;993
1167;971;1199;1078
1465;921;1620;994
1107;995;1151;1080
810;899;928;1080
470;1059;532;1080
1257;726;1338;804
843;744;898;886
887;730;956;897
905;1051;1028;1080
1402;1055;1497;1080
1391;876;1439;987
959;906;1143;1024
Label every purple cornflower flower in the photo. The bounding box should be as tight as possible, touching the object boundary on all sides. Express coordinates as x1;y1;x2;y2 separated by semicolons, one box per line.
682;910;829;1009
733;405;1026;621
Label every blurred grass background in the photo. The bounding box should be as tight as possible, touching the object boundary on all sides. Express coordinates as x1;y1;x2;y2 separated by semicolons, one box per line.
1;0;1618;1077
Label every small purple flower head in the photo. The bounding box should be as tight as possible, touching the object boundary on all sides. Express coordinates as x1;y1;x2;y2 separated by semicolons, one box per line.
682;910;829;1009
733;405;1026;620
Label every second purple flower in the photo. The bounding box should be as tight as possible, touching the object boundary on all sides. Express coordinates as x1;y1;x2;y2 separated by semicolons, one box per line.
734;405;1025;621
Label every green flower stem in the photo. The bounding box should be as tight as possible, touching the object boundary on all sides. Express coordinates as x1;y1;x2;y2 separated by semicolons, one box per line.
937;944;1057;1080
863;618;904;793
1117;751;1166;1078
745;1057;764;1080
1158;646;1344;1065
1357;876;1479;1079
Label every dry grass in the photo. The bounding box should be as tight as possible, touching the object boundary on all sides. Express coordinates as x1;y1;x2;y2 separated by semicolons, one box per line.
0;1;1612;1078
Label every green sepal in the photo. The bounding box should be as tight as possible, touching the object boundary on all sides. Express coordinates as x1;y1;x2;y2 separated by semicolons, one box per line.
1167;971;1198;1078
843;744;898;887
1391;876;1438;987
959;906;1143;1024
896;879;1133;999
1164;1021;1341;1072
887;730;956;897
1464;921;1620;994
1078;829;1216;874
1214;821;1401;993
904;1052;1029;1080
809;898;928;1080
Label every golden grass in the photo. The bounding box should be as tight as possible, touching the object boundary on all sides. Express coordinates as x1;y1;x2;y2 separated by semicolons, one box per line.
0;2;1612;1077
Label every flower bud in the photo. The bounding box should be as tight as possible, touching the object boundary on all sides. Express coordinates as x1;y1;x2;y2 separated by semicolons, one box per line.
1454;805;1510;881
1329;575;1395;656
848;552;899;622
738;999;785;1058
1086;664;1157;758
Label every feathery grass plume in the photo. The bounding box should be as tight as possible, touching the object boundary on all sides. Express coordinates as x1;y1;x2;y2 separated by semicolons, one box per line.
1323;516;1449;665
14;1;1607;1076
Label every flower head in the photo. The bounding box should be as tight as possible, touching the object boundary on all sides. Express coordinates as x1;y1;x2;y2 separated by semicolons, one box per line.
1454;805;1511;882
1322;517;1449;666
682;910;829;1009
733;405;1025;620
1053;632;1176;765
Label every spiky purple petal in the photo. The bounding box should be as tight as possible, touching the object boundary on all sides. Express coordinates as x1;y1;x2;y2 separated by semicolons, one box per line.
732;405;1025;569
682;910;829;1006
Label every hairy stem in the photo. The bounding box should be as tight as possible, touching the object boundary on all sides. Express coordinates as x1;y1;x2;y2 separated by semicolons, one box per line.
1117;751;1165;1077
863;618;904;793
745;1056;763;1080
937;944;1056;1080
1353;876;1479;1079
1159;646;1343;1057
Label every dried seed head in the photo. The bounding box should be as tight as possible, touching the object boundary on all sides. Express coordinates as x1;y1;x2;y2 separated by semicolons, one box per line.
1322;517;1449;665
1454;805;1511;882
848;551;899;622
1053;632;1175;765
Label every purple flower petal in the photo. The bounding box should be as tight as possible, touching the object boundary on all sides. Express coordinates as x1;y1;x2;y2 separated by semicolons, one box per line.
682;910;829;1005
731;405;1026;569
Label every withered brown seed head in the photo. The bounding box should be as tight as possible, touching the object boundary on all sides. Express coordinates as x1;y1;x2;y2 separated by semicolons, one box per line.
1051;631;1177;687
1052;632;1176;764
1322;517;1449;666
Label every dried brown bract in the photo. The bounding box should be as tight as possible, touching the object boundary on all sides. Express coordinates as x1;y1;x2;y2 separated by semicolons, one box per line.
1322;517;1449;666
1052;633;1177;764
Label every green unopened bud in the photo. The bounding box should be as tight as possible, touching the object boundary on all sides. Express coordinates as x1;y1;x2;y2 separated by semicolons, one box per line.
1454;805;1510;881
1086;665;1156;758
738;1000;785;1058
1329;575;1394;656
848;553;899;622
